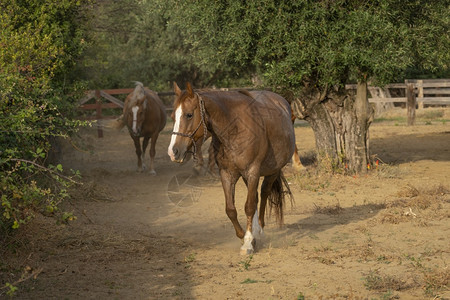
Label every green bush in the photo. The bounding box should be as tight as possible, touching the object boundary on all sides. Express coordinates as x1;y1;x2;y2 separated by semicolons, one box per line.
0;0;89;233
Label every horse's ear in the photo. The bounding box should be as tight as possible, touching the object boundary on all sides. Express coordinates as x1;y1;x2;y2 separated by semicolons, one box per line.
186;82;194;97
173;82;182;97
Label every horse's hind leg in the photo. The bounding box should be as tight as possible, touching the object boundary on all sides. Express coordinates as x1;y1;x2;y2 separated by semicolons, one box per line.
291;114;304;171
260;173;279;229
292;145;304;171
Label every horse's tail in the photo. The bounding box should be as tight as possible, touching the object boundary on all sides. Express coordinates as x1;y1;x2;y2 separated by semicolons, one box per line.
268;172;294;226
109;114;126;130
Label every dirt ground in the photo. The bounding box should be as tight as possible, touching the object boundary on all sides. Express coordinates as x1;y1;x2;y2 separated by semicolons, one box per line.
1;108;449;299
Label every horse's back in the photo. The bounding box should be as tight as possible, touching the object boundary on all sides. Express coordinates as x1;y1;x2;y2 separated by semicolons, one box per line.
248;90;294;135
249;90;295;172
249;90;291;115
144;88;167;131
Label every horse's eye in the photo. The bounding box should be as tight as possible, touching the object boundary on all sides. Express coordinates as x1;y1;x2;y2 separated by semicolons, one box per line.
186;113;193;120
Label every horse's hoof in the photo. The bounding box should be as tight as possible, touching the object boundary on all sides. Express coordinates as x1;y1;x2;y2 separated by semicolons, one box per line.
240;239;256;255
240;247;254;256
149;170;156;176
293;162;305;172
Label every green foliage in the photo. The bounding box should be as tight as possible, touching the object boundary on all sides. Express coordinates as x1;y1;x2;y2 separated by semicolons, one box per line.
4;282;18;297
0;0;89;233
238;254;253;271
75;0;449;91
75;0;252;90
240;278;258;284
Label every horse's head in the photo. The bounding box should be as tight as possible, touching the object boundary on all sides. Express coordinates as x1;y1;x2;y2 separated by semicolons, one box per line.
126;83;148;136
168;82;207;163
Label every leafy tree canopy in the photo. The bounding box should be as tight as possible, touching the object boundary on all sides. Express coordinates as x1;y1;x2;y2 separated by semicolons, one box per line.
167;0;449;94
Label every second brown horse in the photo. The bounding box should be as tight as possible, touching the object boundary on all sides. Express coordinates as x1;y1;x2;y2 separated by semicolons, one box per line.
123;82;166;174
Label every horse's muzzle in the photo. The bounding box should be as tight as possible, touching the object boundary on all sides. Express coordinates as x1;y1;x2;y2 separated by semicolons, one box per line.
168;146;182;163
168;146;191;163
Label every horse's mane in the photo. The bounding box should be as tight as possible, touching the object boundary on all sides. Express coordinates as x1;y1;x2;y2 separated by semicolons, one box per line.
237;90;252;98
126;81;146;108
173;88;255;115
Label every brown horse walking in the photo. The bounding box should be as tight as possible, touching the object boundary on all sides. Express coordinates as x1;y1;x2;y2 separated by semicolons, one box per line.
168;83;295;254
175;91;304;174
122;82;167;174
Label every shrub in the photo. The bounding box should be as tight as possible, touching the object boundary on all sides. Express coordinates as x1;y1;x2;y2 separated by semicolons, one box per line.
0;0;88;233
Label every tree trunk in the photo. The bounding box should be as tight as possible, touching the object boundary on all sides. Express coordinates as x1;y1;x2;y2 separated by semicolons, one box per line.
406;83;416;126
291;82;374;174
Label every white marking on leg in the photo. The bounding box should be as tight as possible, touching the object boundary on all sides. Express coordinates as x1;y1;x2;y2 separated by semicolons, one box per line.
240;230;255;255
252;209;262;238
168;106;182;161
132;106;139;134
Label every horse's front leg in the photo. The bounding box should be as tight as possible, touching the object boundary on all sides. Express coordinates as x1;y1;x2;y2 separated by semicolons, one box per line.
193;138;204;175
133;136;144;172
220;169;245;240
147;134;158;175
241;173;260;255
141;136;150;172
207;141;217;176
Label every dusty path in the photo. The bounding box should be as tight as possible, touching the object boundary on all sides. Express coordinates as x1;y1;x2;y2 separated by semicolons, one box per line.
2;111;449;299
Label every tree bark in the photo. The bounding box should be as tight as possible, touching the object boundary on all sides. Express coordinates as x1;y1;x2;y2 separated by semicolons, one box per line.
406;83;416;126
291;82;373;174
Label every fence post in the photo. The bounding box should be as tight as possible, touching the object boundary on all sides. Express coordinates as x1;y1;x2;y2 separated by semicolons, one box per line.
406;83;416;126
95;90;103;138
417;79;424;109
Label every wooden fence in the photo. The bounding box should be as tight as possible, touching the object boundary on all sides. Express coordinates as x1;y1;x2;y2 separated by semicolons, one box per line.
346;79;450;125
79;79;450;137
346;79;450;104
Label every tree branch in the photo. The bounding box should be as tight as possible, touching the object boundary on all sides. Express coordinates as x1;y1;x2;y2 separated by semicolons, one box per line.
7;159;81;185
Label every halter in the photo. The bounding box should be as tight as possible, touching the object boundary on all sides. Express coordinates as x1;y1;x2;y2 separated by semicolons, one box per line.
171;93;208;161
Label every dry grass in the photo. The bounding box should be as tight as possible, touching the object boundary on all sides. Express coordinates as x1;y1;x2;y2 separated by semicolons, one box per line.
69;180;119;202
378;184;449;224
375;107;449;125
312;201;343;215
373;162;406;179
423;267;450;297
363;270;410;292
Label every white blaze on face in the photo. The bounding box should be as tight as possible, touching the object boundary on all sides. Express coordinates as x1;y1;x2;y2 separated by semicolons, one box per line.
132;106;139;134
168;106;182;161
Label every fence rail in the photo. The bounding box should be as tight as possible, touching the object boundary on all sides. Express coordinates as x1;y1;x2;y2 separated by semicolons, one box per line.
346;79;450;106
80;79;450;137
